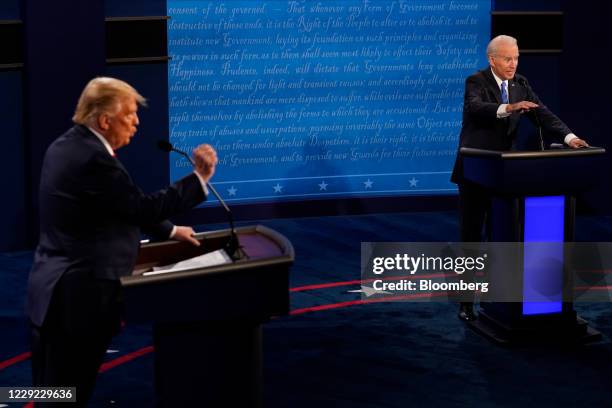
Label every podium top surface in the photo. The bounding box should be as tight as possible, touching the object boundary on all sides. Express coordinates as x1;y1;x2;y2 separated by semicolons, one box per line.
122;224;294;287
460;147;605;195
460;147;606;160
120;224;294;322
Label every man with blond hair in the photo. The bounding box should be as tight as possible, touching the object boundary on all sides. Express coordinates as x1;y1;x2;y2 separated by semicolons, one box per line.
451;35;589;321
27;77;217;405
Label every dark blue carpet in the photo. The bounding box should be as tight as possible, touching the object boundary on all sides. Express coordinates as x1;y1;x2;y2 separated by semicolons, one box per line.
1;212;612;407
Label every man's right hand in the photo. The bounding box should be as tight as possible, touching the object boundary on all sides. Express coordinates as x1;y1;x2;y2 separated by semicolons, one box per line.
506;101;539;113
192;144;218;183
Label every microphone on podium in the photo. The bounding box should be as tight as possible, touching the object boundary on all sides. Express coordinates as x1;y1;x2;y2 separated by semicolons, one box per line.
157;140;244;261
516;77;545;151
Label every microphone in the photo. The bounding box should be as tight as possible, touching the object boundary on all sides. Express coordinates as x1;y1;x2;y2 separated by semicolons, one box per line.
157;140;243;261
516;77;545;151
157;140;174;153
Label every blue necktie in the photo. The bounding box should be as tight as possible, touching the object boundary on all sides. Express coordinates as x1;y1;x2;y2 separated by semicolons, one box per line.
501;81;509;104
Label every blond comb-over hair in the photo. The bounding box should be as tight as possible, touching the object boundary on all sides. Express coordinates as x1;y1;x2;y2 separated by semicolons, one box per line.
72;77;147;125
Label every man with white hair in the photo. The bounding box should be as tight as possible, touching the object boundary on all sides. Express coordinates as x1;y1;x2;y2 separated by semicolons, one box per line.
28;77;218;405
451;35;588;321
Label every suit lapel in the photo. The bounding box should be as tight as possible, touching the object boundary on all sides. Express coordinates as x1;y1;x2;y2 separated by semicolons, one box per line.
508;78;520;104
506;78;522;137
482;68;502;104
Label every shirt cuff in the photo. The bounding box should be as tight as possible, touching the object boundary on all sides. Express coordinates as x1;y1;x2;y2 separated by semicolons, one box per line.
497;104;511;118
193;171;209;196
564;134;578;145
169;225;177;239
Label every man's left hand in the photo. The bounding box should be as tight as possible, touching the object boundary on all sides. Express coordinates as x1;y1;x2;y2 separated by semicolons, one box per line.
172;226;201;246
568;138;589;148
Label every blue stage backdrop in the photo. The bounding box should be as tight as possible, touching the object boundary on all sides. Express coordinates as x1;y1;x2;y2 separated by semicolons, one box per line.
167;0;490;205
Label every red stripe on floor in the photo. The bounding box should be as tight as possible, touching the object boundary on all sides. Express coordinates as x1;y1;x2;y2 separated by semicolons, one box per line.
290;292;448;315
290;279;363;292
0;351;31;370
290;273;453;292
98;346;154;373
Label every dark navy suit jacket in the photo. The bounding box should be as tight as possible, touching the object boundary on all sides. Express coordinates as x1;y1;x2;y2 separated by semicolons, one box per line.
451;68;572;184
28;125;205;326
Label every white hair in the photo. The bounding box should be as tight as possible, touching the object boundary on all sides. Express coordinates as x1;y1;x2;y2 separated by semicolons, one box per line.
487;35;518;56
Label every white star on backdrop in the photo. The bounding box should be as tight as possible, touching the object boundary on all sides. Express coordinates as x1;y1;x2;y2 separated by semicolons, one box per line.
318;181;328;191
273;183;283;193
227;186;237;196
409;177;419;187
364;179;373;189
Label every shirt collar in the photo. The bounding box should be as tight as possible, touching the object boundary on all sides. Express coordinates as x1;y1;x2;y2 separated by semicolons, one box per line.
87;126;115;156
490;68;508;89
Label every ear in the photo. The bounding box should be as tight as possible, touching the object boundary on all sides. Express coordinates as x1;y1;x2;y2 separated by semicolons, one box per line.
97;113;110;131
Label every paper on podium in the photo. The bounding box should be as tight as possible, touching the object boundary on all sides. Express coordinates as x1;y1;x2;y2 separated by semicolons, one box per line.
143;249;232;276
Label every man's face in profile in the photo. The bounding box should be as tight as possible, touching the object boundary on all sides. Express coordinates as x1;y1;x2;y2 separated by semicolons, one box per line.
489;44;519;81
105;96;140;150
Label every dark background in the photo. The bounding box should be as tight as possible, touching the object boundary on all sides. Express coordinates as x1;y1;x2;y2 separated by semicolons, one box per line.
0;0;610;252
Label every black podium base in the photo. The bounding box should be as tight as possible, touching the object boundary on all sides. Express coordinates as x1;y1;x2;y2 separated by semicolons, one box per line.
468;311;602;346
153;320;263;408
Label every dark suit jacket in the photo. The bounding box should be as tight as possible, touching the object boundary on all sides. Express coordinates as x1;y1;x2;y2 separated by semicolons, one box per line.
28;125;206;326
451;68;572;184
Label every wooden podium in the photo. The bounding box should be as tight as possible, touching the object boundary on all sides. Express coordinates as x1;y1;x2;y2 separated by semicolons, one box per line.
460;147;606;344
120;225;294;407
